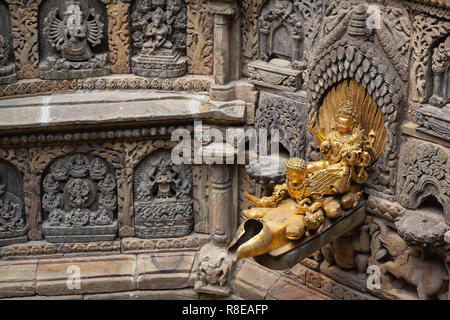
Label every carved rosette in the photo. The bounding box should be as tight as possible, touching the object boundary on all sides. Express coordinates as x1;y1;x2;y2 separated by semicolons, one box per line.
133;149;194;239
41;154;118;242
0;161;27;245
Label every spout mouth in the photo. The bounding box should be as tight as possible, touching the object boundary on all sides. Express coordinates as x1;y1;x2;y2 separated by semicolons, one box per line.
228;218;274;260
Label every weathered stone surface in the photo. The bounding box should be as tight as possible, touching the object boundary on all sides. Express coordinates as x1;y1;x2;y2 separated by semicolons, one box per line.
231;260;280;299
5;294;83;300
36;255;136;295
136;252;196;290
268;277;330;300
85;289;200;300
0;259;37;298
0;90;246;131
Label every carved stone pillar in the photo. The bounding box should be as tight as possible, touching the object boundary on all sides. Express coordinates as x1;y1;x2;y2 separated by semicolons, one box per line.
207;0;240;101
194;142;237;296
107;3;131;74
6;0;40;79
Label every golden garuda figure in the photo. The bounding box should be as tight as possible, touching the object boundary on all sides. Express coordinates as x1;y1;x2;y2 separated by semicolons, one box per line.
229;79;386;259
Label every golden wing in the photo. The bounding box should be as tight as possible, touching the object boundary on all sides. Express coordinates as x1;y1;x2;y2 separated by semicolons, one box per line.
318;79;387;164
308;170;341;196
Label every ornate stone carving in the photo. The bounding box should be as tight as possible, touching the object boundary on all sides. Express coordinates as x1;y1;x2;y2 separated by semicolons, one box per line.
429;36;449;107
133;149;194;238
0;161;27;245
397;140;449;224
186;0;213;75
7;0;39;79
195;242;234;296
38;0;110;79
131;0;187;78
0;2;17;84
255;92;307;158
247;0;311;91
410;14;450;103
369;218;448;300
41;154;118;242
107;3;131;74
238;0;265;77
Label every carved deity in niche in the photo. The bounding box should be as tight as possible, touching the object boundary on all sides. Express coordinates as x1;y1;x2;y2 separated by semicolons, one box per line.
247;0;306;91
38;0;109;79
133;149;193;239
0;2;17;84
41;154;118;242
229;79;387;260
430;36;449;108
131;0;187;77
0;161;27;246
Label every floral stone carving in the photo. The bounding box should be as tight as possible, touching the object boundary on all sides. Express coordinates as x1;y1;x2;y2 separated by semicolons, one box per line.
0;2;17;84
131;0;187;78
247;0;308;91
41;154;118;243
38;0;110;80
133;149;194;239
0;161;27;246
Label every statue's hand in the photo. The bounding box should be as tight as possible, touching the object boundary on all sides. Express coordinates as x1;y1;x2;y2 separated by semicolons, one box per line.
245;193;278;208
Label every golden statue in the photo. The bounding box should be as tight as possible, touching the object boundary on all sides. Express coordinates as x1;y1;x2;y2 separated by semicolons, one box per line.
229;79;386;259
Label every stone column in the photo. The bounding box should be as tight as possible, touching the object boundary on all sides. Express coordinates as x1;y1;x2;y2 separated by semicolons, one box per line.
194;142;237;296
207;0;240;101
106;3;132;74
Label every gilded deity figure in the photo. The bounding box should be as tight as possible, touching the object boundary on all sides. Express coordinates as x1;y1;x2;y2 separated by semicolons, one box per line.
230;79;387;259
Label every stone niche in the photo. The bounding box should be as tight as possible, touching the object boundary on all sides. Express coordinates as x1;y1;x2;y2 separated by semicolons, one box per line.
131;0;187;78
41;154;118;242
0;161;27;246
133;149;194;239
0;1;17;84
248;0;306;92
38;0;110;80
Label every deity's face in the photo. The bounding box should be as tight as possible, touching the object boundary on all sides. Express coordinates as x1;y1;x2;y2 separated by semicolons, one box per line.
335;116;353;134
286;168;306;186
152;12;163;27
65;4;87;39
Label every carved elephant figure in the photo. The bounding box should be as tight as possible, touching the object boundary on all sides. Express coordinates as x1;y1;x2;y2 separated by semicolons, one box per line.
376;219;448;300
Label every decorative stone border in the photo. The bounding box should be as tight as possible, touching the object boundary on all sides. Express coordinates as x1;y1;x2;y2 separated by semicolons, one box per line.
0;76;213;100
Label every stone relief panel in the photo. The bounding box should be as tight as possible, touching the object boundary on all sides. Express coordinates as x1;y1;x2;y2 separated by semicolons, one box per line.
429;35;449;108
38;0;110;79
410;13;450;104
0;160;27;245
369;218;448;300
131;0;187;77
397;140;449;225
0;1;17;84
186;0;213;75
133;149;194;239
107;3;131;74
6;0;40;79
41;153;118;242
